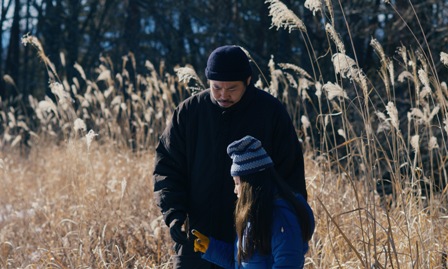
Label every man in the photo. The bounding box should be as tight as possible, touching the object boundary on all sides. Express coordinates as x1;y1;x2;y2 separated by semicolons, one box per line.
153;45;307;268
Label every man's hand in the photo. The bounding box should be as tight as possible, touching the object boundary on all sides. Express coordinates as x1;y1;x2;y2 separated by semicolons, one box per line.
169;219;188;245
191;229;210;253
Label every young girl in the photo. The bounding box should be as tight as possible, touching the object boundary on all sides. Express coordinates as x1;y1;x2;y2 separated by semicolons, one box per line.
192;135;315;268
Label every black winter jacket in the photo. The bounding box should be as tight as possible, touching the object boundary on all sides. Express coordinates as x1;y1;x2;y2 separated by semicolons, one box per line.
153;84;307;268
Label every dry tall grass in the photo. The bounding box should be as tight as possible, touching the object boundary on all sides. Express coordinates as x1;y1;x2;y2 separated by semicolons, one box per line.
1;0;448;268
1;140;446;268
0;141;174;268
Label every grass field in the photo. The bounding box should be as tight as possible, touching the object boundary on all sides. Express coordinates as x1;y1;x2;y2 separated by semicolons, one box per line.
0;137;447;268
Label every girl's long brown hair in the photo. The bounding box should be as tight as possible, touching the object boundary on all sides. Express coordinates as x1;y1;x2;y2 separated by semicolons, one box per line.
234;167;313;264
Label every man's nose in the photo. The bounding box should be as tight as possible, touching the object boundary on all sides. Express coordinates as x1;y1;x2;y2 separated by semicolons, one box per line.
220;89;229;99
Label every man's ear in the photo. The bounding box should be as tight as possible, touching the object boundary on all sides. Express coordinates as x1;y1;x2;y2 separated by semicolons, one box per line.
246;76;251;86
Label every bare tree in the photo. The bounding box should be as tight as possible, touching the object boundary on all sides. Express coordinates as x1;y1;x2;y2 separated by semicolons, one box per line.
0;0;13;74
0;0;447;101
3;0;20;99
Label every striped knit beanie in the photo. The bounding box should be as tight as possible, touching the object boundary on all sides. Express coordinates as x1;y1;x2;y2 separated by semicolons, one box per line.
227;135;274;177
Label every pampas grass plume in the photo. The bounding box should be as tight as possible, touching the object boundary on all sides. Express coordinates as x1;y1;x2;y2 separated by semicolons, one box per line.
97;70;112;82
440;52;448;67
50;82;71;102
174;65;205;90
326;23;345;54
398;71;413;83
397;45;408;64
418;69;430;89
386;101;399;131
86;129;98;151
301;115;311;129
21;34;48;64
304;0;322;16
444;117;448;134
3;74;17;88
278;63;312;79
322;82;348;100
410;135;420;152
332;53;357;78
428;136;439;150
388;60;395;87
315;82;322;99
121;178;127;199
74;62;87;81
38;97;59;118
74;118;87;132
337;129;346;140
370;38;386;63
265;0;307;33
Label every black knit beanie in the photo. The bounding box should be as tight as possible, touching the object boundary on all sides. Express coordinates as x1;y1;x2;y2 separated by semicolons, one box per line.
205;45;252;81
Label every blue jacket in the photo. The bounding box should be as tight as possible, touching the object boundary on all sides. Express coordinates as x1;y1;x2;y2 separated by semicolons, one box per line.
202;194;315;269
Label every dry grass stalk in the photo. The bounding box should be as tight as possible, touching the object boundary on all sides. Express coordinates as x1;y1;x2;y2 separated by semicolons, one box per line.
21;34;59;82
324;0;334;23
371;38;394;97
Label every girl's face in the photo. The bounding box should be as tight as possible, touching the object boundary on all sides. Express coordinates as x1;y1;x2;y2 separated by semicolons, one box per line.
233;176;242;198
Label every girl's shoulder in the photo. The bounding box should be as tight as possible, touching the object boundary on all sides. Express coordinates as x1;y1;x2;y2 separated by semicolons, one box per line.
273;193;315;235
273;193;307;210
272;197;298;228
271;198;303;248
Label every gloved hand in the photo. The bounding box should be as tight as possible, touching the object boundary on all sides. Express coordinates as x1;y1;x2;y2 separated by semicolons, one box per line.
191;229;210;253
169;219;189;245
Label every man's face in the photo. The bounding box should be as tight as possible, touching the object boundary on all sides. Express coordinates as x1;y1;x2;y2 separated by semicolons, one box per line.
209;77;250;108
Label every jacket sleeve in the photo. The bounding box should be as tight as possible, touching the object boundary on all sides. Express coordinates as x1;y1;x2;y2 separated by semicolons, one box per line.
202;237;234;269
272;103;307;200
271;209;306;269
153;107;189;226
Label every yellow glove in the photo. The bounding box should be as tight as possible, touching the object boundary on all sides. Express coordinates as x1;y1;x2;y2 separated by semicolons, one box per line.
191;229;210;253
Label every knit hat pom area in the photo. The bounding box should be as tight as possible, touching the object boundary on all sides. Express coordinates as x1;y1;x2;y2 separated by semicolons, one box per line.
205;45;252;82
227;135;274;177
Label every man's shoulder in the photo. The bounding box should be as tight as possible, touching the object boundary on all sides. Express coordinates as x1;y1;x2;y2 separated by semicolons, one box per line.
178;89;211;110
251;86;282;105
247;86;285;115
